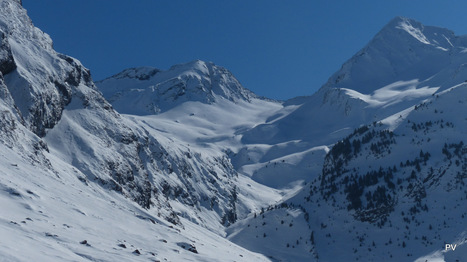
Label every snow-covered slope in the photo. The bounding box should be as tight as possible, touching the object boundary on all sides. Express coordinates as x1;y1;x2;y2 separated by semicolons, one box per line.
231;83;467;261
0;141;271;262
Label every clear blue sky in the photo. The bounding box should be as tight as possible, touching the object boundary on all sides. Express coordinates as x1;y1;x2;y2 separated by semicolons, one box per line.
22;0;467;100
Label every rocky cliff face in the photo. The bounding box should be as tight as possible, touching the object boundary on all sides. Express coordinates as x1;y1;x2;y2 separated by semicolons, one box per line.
0;30;16;75
0;0;97;137
0;0;251;232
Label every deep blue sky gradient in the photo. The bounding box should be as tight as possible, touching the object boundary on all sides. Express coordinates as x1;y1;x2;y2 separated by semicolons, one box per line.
22;0;467;100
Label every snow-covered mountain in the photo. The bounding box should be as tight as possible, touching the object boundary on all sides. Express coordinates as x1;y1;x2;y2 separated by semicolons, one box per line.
243;16;467;146
96;60;256;115
2;1;467;261
227;17;467;262
235;16;467;191
230;83;467;261
95;58;290;231
0;1;280;261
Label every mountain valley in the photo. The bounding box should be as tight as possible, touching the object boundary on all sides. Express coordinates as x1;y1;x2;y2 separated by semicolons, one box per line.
1;1;467;261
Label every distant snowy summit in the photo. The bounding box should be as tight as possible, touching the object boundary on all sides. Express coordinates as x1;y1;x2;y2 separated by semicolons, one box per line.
97;60;256;115
325;16;467;94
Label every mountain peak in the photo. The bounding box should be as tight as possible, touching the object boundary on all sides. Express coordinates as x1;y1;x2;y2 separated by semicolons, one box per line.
386;16;428;43
168;59;210;72
321;17;463;95
97;60;256;115
386;16;422;29
378;16;455;47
